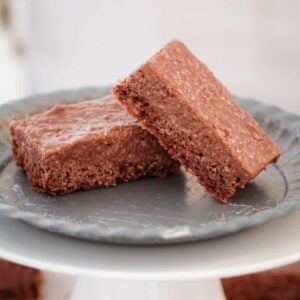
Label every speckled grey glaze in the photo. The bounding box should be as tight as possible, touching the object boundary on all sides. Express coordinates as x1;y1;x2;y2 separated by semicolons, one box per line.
0;87;299;245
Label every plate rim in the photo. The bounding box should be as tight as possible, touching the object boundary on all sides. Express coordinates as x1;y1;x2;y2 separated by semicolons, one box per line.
0;87;300;245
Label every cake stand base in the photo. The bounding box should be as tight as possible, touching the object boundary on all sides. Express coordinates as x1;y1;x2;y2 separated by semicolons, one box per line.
70;277;225;300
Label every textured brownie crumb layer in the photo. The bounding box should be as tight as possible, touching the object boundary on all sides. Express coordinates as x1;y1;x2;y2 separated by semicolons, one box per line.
10;95;179;195
0;259;42;300
113;40;281;203
114;84;247;201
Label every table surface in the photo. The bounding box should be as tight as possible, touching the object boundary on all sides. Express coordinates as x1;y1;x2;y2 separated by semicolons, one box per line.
0;206;299;280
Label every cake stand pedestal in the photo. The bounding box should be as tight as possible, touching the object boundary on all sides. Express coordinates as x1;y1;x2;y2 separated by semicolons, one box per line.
71;278;225;300
0;210;299;299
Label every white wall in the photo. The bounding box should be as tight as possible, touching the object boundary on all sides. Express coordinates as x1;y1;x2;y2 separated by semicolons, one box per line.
0;0;299;112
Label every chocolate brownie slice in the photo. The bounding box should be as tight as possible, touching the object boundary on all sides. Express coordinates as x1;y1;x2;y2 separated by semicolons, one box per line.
10;95;179;195
222;262;300;300
113;40;281;203
0;259;42;300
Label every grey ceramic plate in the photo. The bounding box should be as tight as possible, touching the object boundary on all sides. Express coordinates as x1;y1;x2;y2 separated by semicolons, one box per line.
0;87;299;245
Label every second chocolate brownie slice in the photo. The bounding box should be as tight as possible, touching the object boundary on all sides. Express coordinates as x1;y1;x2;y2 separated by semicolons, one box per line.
10;95;179;195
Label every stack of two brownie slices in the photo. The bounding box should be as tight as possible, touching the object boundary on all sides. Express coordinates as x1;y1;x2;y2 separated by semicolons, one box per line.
10;40;280;202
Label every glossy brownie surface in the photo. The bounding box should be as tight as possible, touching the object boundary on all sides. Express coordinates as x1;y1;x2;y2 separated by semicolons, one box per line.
13;95;137;150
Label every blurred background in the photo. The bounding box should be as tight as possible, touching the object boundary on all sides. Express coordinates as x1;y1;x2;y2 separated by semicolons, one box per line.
0;0;299;113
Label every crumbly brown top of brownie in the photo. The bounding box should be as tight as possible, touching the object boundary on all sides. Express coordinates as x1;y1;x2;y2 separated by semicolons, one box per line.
145;40;280;175
12;95;137;150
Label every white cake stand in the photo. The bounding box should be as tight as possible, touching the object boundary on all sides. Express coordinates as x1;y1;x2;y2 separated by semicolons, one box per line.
0;209;299;299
